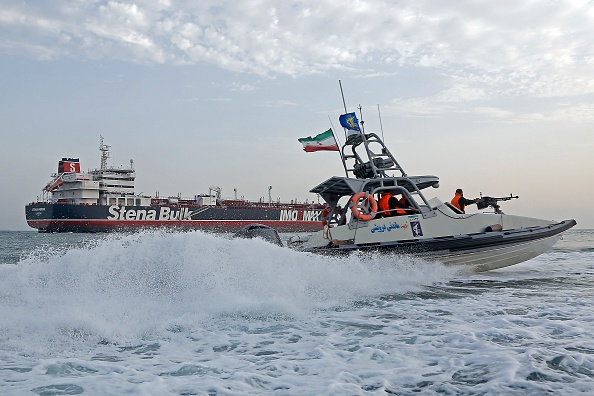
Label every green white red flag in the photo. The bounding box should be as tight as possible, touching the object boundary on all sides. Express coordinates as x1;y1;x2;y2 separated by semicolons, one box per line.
298;129;339;152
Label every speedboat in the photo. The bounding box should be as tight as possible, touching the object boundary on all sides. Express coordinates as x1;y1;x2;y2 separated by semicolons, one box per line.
240;110;576;271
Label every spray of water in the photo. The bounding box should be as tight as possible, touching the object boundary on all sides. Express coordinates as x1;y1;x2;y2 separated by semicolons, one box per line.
0;230;458;346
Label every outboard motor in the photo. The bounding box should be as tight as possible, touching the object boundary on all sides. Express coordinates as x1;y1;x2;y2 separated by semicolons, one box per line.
234;224;283;247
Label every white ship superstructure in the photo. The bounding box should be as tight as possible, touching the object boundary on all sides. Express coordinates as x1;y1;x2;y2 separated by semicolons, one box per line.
43;137;151;207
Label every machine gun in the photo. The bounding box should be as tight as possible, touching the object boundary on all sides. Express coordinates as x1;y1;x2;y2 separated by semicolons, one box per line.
477;193;519;214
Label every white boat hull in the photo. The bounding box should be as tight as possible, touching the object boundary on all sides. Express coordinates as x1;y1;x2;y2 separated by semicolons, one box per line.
292;200;575;271
420;234;562;272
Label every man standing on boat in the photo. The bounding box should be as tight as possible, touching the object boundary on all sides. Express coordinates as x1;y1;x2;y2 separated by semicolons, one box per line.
451;189;480;213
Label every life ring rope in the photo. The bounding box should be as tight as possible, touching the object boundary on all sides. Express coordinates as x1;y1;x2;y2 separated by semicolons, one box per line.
321;206;332;222
350;192;378;222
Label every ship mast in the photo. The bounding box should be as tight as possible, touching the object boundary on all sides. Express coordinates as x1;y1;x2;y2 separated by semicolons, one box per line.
99;135;111;170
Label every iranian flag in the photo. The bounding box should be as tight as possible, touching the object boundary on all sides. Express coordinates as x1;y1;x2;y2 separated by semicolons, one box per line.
298;129;339;152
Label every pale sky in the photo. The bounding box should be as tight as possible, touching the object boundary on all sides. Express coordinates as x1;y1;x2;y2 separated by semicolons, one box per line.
1;0;593;230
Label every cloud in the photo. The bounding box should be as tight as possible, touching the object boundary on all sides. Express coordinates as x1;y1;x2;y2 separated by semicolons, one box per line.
257;99;297;108
231;82;256;92
184;97;231;102
1;0;594;106
517;102;594;122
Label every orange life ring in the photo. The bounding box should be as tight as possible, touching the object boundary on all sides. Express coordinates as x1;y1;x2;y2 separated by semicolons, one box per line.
350;192;378;221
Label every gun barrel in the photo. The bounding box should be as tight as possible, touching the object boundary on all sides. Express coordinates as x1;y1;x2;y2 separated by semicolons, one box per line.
492;195;519;201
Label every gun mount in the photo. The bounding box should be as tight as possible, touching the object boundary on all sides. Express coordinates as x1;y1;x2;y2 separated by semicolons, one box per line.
477;194;519;214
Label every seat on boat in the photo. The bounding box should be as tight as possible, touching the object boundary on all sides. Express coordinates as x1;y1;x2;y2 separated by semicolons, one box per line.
445;202;464;214
428;197;464;215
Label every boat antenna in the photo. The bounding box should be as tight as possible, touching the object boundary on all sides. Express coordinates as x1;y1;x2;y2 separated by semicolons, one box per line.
337;80;351;177
377;104;385;141
338;80;349;141
339;80;348;113
358;104;365;134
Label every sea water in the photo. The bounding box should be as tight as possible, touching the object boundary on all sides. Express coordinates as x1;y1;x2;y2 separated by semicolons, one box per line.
0;229;593;395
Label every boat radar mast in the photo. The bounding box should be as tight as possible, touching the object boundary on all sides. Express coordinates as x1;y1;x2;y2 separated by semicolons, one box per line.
337;80;407;180
341;117;407;180
337;107;406;182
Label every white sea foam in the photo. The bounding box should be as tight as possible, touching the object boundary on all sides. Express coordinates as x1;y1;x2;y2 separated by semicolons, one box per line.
1;230;592;395
1;231;456;344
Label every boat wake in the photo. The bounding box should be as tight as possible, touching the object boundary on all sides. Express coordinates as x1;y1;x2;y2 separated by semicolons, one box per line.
1;230;458;345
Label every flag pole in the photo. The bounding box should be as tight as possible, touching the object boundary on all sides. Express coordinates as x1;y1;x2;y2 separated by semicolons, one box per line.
327;116;342;147
327;116;346;171
357;104;377;176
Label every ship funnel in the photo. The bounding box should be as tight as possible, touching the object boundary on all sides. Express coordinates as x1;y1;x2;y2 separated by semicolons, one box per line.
58;158;80;174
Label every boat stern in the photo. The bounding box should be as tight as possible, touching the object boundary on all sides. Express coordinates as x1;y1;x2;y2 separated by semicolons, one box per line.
25;203;55;231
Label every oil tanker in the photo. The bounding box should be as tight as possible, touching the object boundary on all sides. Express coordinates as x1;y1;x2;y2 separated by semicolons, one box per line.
25;138;325;233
